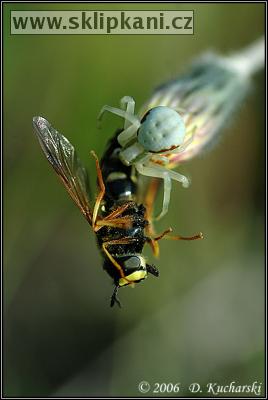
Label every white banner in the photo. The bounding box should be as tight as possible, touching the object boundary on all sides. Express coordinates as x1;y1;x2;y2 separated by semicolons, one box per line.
11;10;194;35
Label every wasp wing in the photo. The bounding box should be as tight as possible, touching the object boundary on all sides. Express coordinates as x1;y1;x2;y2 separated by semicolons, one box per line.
33;116;92;224
138;53;250;166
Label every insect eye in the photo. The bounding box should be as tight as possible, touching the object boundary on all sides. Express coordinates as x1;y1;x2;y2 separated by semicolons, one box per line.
124;256;141;271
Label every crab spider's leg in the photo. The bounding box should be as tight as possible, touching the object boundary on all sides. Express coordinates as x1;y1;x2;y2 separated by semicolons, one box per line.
119;141;148;166
136;161;190;219
117;120;141;148
165;168;190;188
120;96;136;129
117;97;139;146
97;105;139;128
139;161;190;189
135;163;171;220
157;174;172;220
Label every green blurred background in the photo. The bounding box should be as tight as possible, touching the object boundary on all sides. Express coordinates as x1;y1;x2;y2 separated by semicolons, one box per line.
4;2;265;397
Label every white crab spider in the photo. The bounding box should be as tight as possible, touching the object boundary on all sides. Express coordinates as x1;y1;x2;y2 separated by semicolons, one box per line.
98;96;194;220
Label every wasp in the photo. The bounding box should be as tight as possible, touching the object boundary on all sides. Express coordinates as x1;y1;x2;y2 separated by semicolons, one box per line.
33;116;202;307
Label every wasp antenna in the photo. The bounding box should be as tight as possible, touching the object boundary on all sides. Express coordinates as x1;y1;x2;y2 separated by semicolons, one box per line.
110;286;122;308
146;263;160;277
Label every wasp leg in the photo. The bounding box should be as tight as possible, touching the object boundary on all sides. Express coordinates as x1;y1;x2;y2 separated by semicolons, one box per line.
146;228;173;258
90;152;136;231
90;151;106;228
144;178;161;235
94;202;136;232
95;215;134;231
91;151;129;230
147;239;159;258
164;232;204;241
102;237;138;281
146;228;203;257
152;227;203;245
153;228;173;241
91;152;134;229
102;201;135;221
143;178;161;256
110;285;121;308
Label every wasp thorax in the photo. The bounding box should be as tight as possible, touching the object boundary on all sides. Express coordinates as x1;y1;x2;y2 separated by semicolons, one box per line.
137;106;186;153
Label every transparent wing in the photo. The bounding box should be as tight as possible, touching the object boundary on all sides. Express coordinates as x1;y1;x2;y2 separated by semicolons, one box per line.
138;52;251;166
33;116;92;224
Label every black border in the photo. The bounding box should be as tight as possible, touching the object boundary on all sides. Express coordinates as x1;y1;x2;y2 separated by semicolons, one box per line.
1;1;267;399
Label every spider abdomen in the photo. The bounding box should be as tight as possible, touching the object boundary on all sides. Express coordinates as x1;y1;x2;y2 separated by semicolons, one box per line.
137;106;186;153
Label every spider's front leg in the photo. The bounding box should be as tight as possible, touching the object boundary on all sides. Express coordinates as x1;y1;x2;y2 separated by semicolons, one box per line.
117;96;140;147
97;100;141;148
97;105;138;127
